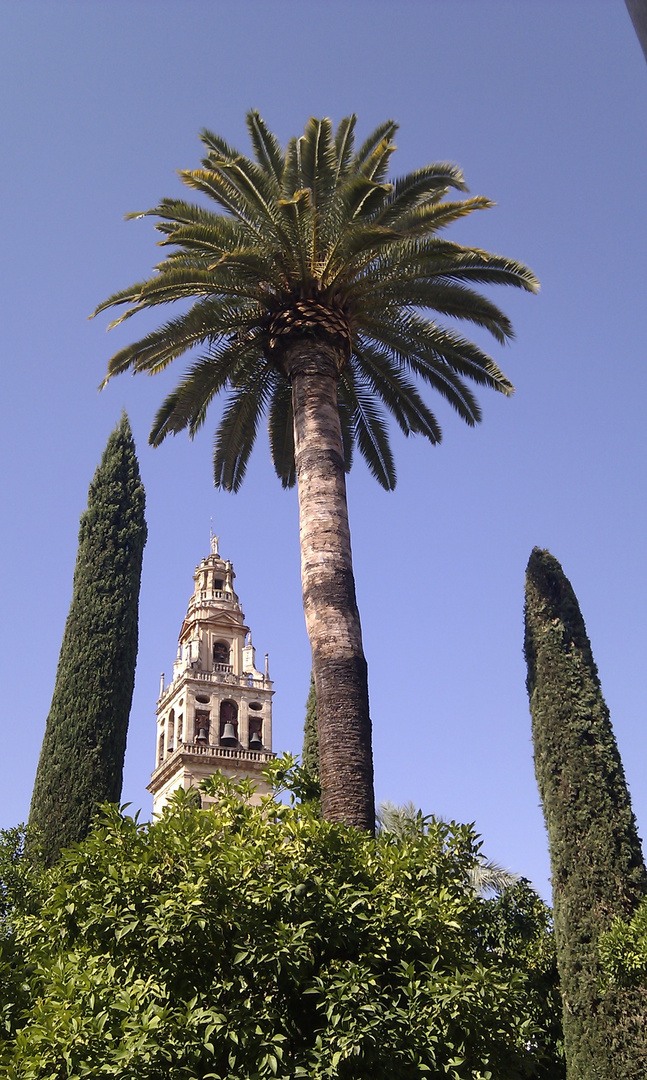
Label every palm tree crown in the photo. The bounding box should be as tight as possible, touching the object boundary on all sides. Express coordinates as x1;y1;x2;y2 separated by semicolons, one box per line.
95;112;538;488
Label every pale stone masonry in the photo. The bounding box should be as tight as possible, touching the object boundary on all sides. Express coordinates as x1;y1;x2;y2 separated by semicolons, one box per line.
148;535;275;814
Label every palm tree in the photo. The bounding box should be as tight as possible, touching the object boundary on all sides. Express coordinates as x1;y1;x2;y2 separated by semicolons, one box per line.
94;113;538;833
376;801;519;895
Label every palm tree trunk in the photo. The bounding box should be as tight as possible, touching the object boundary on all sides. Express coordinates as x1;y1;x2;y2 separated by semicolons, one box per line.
626;0;647;63
285;341;375;833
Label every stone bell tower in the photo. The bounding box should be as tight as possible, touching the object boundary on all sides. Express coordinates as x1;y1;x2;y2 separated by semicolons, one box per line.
148;535;275;814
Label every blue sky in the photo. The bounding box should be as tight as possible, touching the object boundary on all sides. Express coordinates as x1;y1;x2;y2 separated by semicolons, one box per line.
1;1;645;899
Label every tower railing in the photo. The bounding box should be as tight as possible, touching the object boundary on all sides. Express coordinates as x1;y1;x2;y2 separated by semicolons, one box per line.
190;669;270;689
159;666;272;705
158;741;275;765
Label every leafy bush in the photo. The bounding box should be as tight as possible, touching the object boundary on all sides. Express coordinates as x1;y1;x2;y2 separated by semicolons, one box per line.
599;899;647;987
0;765;562;1079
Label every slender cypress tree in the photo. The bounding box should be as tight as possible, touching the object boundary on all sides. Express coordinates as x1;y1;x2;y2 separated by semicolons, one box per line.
29;414;147;865
524;547;647;1079
301;672;319;779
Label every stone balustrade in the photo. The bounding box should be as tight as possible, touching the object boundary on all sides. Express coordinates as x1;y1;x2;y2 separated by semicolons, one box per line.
166;741;274;763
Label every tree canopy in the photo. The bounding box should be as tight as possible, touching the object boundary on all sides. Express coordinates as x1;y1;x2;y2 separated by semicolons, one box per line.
1;765;562;1079
94;112;537;493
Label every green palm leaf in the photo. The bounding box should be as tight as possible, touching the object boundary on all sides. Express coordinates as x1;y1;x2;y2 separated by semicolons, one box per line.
352;340;442;443
212;359;274;491
150;335;263;444
339;367;396;490
246;111;285;186
96;111;535;485
268;378;296;488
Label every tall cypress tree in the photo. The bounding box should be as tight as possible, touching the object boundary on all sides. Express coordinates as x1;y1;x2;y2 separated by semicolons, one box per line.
302;671;319;779
29;414;147;865
524;547;647;1079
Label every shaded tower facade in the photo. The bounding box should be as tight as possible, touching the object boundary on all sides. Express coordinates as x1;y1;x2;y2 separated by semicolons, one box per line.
149;536;274;814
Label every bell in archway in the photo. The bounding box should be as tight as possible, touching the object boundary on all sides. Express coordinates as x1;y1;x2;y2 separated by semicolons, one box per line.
196;726;208;744
249;729;262;751
220;721;237;746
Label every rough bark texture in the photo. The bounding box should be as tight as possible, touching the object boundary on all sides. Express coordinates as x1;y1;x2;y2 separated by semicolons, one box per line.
28;415;147;865
286;340;375;833
524;547;647;1079
626;0;647;63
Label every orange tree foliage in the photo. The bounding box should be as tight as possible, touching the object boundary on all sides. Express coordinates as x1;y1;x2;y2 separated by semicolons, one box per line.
1;764;562;1079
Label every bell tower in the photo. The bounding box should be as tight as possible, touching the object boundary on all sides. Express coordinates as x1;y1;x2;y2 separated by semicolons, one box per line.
148;535;275;814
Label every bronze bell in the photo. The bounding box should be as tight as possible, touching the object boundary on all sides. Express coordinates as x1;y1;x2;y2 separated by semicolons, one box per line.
220;721;237;746
196;726;208;744
249;729;262;751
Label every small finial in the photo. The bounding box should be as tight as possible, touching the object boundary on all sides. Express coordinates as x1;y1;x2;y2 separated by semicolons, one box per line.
264;653;270;678
159;672;165;696
210;529;219;556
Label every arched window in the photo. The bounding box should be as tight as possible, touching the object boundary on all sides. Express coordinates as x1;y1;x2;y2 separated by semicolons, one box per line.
213;641;230;667
195;711;210;743
166;709;175;753
219;700;238;745
248;715;263;749
158;731;165;764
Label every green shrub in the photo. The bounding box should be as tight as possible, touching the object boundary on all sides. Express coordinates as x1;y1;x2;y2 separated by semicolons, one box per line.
1;765;562;1079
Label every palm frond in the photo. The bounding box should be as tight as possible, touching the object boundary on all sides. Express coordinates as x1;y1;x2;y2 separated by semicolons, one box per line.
268;377;296;487
352;120;398;177
359;316;484;425
352;340;442;443
246;110;284;186
92;282;150;318
199;127;243;165
148;197;255;244
212;360;274;491
339;368;396;489
374;163;468;227
468;859;520;897
333;114;357;181
376;800;427;838
364;280;515;344
179;168;269;238
126;267;268;310
392;243;539;293
362;308;514;397
101;298;263;383
149;335;263;444
215;158;295;246
337;391;355;474
394;196;494;238
280;135;302;199
299;117;337;209
156;217;254;256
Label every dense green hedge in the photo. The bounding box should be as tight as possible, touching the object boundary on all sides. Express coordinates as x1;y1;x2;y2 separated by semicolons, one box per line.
1;765;563;1079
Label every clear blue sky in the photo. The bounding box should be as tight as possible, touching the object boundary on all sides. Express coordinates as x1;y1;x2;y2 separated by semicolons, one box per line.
1;1;645;899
